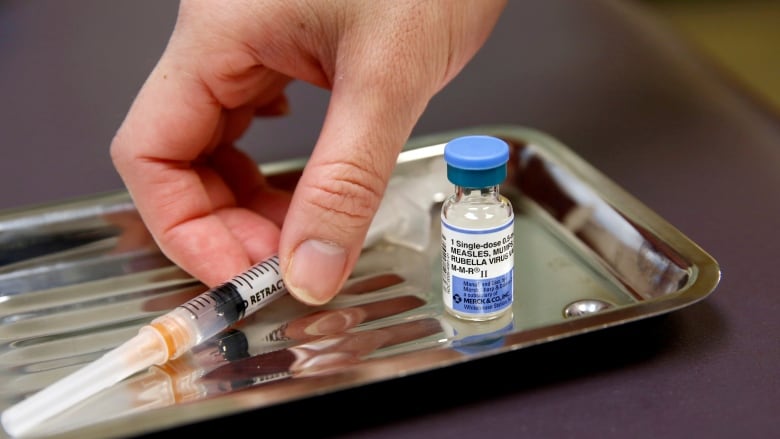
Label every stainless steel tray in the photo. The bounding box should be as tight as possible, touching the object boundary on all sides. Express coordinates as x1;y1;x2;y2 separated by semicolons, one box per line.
0;126;720;438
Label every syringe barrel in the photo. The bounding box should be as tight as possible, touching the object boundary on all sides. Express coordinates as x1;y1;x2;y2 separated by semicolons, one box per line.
166;255;288;350
1;256;288;436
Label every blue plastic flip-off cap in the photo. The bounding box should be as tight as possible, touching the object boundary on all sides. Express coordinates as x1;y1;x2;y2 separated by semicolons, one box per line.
444;135;510;188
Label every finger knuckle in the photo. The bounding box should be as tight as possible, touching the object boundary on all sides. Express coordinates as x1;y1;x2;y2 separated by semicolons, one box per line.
304;159;386;232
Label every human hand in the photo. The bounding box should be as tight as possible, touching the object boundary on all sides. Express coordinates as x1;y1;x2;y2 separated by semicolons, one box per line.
110;0;506;305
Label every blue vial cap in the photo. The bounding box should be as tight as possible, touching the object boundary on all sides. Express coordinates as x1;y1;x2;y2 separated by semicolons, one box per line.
444;135;510;187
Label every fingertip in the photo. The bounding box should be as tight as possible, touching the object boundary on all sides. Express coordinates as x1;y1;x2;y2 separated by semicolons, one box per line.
283;239;349;306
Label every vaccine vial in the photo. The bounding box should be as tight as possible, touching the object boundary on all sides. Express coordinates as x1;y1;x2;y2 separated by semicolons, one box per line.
441;135;514;321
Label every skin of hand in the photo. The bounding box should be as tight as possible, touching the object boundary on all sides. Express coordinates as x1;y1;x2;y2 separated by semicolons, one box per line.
110;0;507;306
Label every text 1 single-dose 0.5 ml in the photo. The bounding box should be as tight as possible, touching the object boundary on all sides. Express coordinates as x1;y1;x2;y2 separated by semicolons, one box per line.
440;135;514;321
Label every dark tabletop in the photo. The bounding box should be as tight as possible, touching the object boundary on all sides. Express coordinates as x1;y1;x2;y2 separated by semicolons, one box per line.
1;0;778;438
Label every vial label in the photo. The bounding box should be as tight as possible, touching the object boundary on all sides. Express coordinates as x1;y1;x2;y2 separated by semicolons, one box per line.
441;218;514;317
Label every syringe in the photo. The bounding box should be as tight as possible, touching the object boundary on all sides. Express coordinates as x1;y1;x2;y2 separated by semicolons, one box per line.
1;255;288;437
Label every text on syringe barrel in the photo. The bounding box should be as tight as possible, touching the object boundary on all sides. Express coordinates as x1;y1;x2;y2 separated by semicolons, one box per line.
178;256;287;342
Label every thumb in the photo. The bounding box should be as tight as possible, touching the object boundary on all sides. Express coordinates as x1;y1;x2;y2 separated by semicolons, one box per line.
279;73;432;305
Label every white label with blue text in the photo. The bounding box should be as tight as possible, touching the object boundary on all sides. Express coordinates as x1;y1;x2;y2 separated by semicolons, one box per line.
441;218;514;315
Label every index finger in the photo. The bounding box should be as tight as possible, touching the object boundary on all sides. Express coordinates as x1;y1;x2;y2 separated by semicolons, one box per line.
109;42;281;285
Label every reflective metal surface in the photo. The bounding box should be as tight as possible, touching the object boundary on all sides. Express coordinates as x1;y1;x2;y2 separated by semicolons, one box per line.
0;126;720;438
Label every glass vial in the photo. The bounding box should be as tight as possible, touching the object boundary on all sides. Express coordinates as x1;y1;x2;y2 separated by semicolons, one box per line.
441;135;514;321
